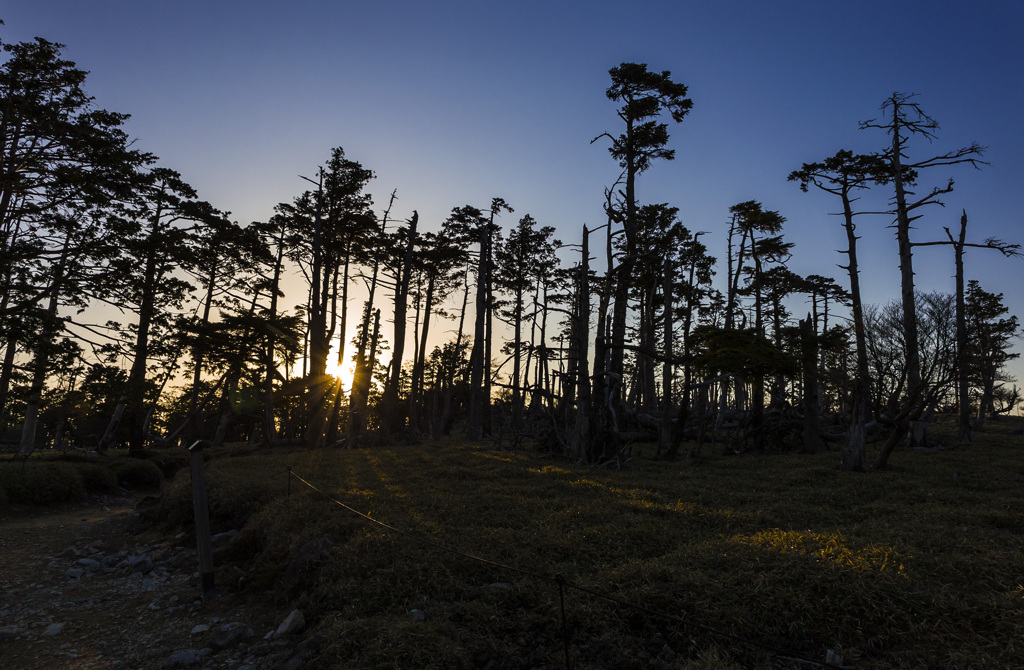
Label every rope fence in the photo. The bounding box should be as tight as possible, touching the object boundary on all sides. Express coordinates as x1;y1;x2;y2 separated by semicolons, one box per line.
283;468;848;669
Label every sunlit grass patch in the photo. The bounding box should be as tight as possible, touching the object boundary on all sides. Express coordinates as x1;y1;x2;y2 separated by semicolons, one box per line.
731;529;908;574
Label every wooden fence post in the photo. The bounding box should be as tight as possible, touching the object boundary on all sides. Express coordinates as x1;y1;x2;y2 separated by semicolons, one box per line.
189;440;215;599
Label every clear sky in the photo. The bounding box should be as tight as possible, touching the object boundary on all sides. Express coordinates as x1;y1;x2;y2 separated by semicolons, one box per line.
5;1;1024;391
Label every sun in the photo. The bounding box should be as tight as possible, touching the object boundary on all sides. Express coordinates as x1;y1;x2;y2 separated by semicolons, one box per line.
325;357;357;390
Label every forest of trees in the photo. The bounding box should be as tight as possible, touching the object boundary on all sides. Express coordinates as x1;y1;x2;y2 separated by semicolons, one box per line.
1;34;1020;472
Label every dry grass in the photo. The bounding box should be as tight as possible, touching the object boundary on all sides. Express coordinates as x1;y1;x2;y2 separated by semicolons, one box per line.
161;416;1024;669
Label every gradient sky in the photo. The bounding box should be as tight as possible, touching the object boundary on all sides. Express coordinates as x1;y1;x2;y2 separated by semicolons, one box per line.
6;1;1024;390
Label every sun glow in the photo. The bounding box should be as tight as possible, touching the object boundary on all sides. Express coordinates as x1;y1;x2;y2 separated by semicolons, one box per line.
325;357;357;390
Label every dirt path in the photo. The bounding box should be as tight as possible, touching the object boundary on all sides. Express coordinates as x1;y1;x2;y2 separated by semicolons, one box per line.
0;497;306;669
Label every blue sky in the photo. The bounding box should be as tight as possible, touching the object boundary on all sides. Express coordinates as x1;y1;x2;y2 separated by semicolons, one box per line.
6;1;1024;388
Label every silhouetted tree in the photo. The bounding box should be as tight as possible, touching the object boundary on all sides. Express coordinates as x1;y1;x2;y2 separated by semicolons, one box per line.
0;38;147;450
861;93;985;461
98;169;220;453
789;150;891;470
467;198;510;440
596;62;692;422
495;214;557;430
964;281;1020;432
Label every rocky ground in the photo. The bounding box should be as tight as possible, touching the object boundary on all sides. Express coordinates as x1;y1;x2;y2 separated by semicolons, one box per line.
0;494;320;669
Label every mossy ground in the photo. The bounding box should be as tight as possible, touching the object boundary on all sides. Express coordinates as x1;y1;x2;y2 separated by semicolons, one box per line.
19;417;1024;668
153;418;1024;668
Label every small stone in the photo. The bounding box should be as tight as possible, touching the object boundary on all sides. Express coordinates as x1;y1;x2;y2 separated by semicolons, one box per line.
210;530;239;549
409;609;427;622
274;609;305;637
190;624;209;636
43;623;66;636
163;648;211;668
102;552;126;569
0;625;20;640
77;558;101;571
129;556;154;575
64;568;84;580
210;622;255;650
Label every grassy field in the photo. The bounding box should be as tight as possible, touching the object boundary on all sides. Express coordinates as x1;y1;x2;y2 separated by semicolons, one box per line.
151;418;1023;668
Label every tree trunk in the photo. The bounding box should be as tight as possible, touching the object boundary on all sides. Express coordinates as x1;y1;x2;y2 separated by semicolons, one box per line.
184;263;217;444
951;212;971;444
567;225;591;463
659;255;674;454
409;271;434;432
263;225;286;445
347;308;380;442
800;315;822;454
383;212;418;433
889;105;926;448
467;221;488;441
18;293;60;454
840;379;869;472
483;227;494;437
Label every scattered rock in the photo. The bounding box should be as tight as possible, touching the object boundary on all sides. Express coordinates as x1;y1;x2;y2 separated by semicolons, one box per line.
190;624;210;636
102;551;127;569
274;609;306;637
163;648;212;668
77;557;101;571
282;633;324;670
409;609;428;622
0;624;21;641
210;622;255;650
43;622;66;636
210;530;239;549
129;555;154;575
64;568;84;580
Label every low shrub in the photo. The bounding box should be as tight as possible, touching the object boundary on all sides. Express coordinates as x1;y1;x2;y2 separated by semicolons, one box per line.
162;466;287;534
138;447;190;479
0;461;85;504
114;459;163;490
76;462;119;493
